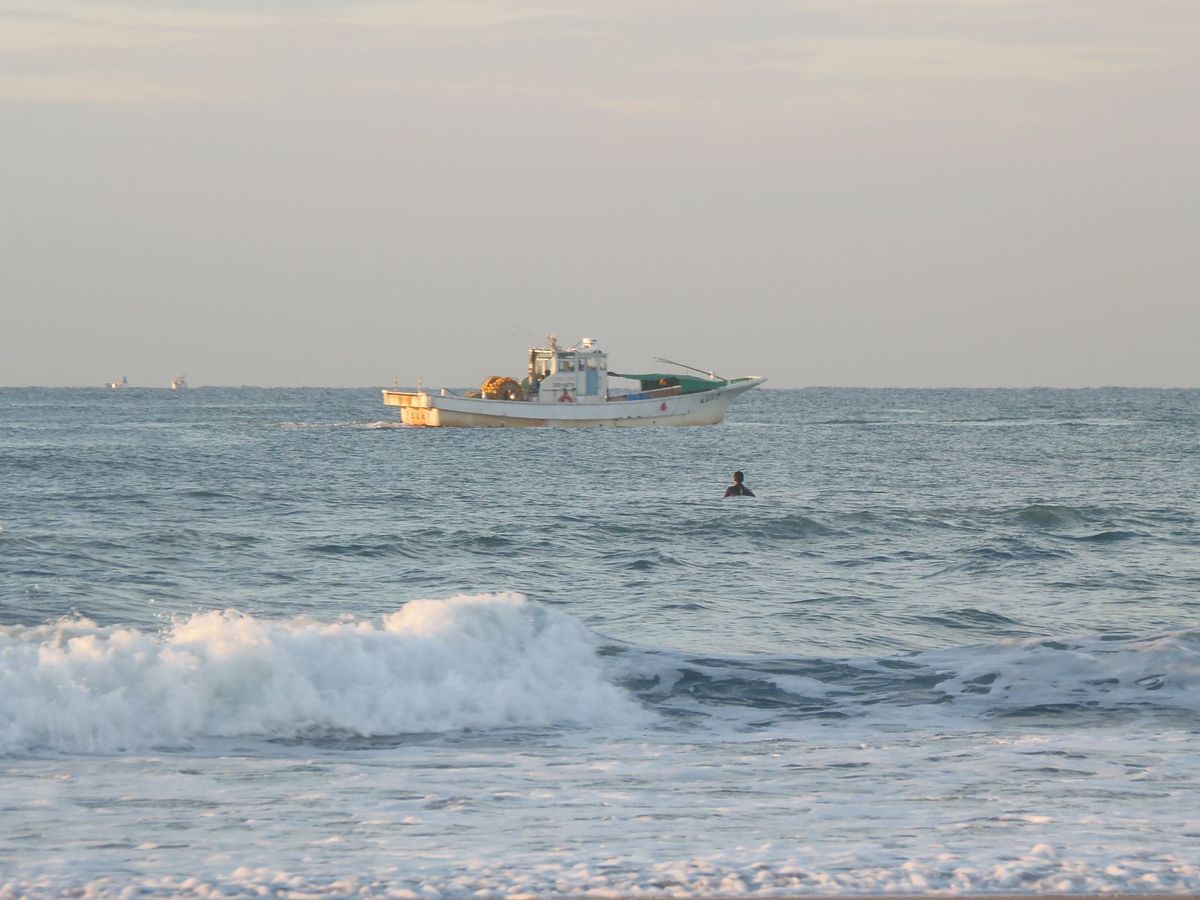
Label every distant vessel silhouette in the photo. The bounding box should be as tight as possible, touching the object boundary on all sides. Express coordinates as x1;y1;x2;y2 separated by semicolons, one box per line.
106;376;128;389
170;374;188;390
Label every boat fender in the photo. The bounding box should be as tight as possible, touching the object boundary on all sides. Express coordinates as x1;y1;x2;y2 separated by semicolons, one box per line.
558;388;575;403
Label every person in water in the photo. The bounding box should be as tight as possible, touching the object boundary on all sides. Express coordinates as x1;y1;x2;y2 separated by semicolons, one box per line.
724;471;755;497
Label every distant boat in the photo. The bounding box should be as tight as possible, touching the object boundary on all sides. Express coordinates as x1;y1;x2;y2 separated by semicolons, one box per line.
106;376;128;389
381;335;764;427
169;374;188;390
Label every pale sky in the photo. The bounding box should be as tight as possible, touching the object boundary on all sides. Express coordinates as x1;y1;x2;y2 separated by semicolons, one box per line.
1;0;1197;388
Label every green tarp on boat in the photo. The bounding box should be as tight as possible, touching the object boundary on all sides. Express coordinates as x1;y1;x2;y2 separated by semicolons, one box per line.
610;372;728;394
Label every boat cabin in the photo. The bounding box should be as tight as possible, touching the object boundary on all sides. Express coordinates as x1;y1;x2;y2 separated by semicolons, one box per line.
526;336;609;404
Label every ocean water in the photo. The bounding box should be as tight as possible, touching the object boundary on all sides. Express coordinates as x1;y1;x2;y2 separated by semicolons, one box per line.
1;385;1198;896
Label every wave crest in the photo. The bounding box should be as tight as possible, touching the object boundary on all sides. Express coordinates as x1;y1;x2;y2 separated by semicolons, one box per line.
0;594;646;754
621;629;1200;724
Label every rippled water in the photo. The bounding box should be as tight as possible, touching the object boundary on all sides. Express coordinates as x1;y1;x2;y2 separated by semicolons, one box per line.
1;386;1198;895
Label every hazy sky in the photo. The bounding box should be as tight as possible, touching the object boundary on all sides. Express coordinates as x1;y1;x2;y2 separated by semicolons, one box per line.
2;0;1197;388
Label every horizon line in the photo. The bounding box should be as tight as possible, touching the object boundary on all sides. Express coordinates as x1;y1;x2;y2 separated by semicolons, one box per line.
2;384;1198;392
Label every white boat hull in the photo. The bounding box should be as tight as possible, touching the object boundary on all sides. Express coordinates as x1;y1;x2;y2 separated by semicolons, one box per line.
382;378;763;428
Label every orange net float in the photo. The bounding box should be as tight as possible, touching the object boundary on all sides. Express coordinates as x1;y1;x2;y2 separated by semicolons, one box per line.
480;376;527;401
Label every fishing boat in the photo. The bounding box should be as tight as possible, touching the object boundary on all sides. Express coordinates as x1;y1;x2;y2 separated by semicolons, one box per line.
169;374;188;390
105;376;128;389
382;336;764;427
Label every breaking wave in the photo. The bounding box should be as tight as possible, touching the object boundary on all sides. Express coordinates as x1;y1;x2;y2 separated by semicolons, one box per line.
0;593;646;754
5;591;1198;755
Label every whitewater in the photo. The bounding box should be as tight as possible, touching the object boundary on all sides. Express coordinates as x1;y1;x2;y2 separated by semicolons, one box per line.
1;386;1198;896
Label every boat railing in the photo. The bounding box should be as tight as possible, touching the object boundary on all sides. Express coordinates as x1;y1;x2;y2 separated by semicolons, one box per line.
606;385;683;402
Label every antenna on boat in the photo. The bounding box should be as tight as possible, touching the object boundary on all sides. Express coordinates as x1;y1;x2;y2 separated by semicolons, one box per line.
497;322;541;345
654;357;723;380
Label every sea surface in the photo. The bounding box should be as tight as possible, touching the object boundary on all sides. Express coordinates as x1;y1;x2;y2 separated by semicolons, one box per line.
1;386;1198;896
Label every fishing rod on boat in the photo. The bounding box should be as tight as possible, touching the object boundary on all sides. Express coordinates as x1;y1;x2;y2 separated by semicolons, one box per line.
654;357;724;381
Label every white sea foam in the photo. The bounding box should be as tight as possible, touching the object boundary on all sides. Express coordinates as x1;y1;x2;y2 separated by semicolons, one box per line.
5;850;1198;897
0;593;648;754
